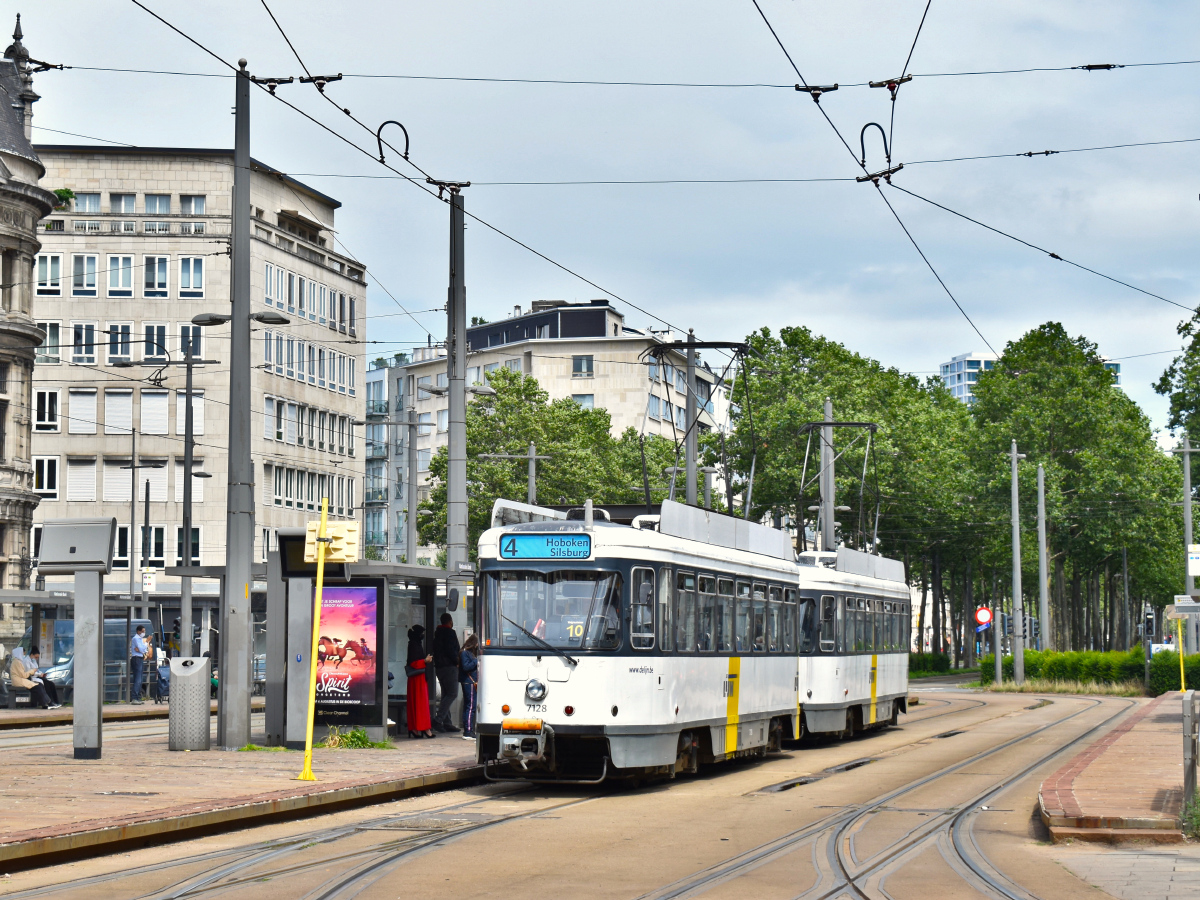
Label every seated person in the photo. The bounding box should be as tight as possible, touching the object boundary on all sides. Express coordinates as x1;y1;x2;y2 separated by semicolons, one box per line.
11;646;61;709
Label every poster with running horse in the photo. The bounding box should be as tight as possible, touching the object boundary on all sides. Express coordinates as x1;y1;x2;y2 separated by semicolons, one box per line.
315;580;385;728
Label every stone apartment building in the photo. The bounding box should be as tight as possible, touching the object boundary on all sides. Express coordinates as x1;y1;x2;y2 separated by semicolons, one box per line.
0;18;59;644
363;300;728;564
31;146;366;610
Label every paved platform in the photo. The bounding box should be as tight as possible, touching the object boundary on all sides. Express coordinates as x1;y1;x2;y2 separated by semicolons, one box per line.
0;697;265;729
1039;692;1184;843
0;728;480;867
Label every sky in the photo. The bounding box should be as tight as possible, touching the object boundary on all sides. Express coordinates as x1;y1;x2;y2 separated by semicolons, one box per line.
26;1;1200;435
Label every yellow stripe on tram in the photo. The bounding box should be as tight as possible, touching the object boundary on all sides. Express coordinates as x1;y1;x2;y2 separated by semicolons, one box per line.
869;654;878;725
725;656;740;756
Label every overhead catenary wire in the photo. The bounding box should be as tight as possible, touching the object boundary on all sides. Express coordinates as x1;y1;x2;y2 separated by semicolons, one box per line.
887;0;933;161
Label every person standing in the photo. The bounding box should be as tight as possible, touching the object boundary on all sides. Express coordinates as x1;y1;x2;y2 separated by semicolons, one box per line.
130;625;150;704
459;634;479;740
431;613;461;733
11;646;61;709
405;625;434;739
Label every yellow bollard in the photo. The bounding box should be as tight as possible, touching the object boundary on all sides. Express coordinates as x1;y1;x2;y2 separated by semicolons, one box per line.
297;498;330;782
1180;619;1188;694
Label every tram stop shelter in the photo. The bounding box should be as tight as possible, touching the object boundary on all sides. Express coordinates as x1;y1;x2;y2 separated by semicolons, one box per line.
166;528;457;748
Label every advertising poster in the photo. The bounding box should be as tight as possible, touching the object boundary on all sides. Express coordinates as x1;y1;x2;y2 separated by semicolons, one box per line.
314;581;384;728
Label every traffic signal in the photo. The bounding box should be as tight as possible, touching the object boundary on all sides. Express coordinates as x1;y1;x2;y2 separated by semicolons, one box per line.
304;521;360;563
1000;614;1012;637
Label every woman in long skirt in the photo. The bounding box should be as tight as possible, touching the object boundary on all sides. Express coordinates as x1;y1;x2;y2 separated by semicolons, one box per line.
406;625;434;738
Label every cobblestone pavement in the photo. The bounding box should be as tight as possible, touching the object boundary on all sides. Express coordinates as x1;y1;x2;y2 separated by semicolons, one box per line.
1053;847;1200;899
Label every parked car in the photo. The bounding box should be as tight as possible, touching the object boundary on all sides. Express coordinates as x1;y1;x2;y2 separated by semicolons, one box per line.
2;619;152;704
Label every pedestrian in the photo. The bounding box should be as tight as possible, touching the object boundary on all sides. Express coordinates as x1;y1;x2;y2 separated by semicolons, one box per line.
431;613;461;733
11;646;61;709
405;625;434;739
130;625;150;704
459;633;479;740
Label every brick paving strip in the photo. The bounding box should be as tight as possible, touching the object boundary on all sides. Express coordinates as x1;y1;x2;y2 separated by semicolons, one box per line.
1039;692;1185;843
0;735;481;868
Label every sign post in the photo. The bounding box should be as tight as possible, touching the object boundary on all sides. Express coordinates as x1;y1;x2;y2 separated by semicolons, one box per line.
297;501;360;781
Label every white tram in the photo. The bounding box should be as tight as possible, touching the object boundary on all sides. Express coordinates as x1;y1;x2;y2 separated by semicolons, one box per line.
474;499;911;783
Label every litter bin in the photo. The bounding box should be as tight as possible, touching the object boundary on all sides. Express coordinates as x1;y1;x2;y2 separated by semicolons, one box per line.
169;657;211;751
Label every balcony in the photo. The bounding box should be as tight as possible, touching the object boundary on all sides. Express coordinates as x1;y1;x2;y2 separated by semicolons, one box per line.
365;531;387;548
365;483;388;504
366;399;388;417
366;441;387;460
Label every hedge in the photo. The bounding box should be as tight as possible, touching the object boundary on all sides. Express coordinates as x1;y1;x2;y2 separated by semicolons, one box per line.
908;652;950;674
977;645;1200;696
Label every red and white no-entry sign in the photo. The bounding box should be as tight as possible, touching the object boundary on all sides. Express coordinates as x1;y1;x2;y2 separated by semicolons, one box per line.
975;607;993;626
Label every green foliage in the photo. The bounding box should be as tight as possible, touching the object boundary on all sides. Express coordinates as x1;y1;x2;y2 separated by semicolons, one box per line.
237;743;291;752
1184;795;1200;839
985;678;1143;696
418;367;686;555
909;652;950;674
52;187;74;209
322;726;391;749
1147;650;1200;696
978;648;1146;685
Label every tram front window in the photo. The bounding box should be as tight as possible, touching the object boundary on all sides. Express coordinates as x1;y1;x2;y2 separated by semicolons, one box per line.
489;570;623;650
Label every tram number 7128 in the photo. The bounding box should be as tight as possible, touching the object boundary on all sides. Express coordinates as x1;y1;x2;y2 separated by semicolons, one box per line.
526;704;547;713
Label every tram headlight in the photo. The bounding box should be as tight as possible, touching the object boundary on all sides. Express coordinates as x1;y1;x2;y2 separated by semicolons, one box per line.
526;678;548;702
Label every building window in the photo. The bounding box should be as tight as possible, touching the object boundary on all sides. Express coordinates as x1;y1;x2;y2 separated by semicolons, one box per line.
112;525;129;569
437;409;448;432
176;526;201;566
107;323;132;363
338;354;346;394
105;389;133;434
141;390;169;435
103;458;131;502
72;323;97;364
273;466;284;506
181;222;208;234
286;338;295;378
36;254;62;296
144;220;170;234
318;348;326;387
417;375;432;399
72;255;98;297
297;341;306;380
145;194;170;215
137;526;166;568
418;449;431;472
572;355;594;377
535;324;549;339
108;255;133;297
36;389;60;432
318;411;326;450
349;297;357;336
74;192;101;213
308;281;317;321
308;408;317;447
318;285;327;324
572;394;595;409
263;331;273;369
66;458;98;502
36;322;60;363
308;345;316;384
144;256;168;297
69;389;97;435
275;401;285;441
179;257;204;298
287;272;295;313
110;193;135;214
348;358;356;397
418;411;432;436
33;456;58;498
180;324;202;359
648;395;660;420
145;324;167;360
338;293;347;332
297;276;306;317
338;416;347;455
274;334;284;375
504;358;521;372
180;195;205;215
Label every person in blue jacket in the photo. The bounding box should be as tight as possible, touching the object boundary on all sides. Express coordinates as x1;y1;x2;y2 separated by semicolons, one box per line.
459;633;479;740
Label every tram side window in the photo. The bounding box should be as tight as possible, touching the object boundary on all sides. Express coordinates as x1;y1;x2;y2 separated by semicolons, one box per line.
697;575;717;652
767;586;783;652
798;595;817;653
782;589;798;653
631;567;655;650
845;597;857;652
676;571;697;653
717;578;735;652
736;581;753;651
819;595;836;652
752;583;767;652
658;567;673;653
882;601;894;651
874;599;884;652
903;602;912;651
890;602;900;651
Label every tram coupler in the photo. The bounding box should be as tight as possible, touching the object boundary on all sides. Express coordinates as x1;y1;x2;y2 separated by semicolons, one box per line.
499;718;554;769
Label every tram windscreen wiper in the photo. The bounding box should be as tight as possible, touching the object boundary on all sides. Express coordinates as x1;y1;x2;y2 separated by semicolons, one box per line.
501;614;579;667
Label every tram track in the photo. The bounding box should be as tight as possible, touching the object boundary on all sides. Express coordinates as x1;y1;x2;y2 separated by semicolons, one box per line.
636;694;1135;900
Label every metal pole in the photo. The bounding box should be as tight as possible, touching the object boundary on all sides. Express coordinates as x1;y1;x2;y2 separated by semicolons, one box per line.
1185;435;1194;595
219;58;254;749
704;470;712;510
685;330;697;507
1037;464;1049;651
181;344;194;656
527;441;537;505
141;478;150;616
129;427;137;603
1011;440;1026;684
406;407;417;565
820;398;835;552
1122;545;1130;651
446;189;468;579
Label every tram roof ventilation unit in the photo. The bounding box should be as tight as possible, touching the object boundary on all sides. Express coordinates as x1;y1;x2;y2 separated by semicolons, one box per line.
834;547;906;584
658;499;794;562
491;499;568;529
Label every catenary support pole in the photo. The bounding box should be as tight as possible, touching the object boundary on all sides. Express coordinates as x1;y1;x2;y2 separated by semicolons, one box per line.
820;398;835;552
685;330;697;507
1037;464;1049;651
527;442;537;505
129;427;137;604
1185;435;1194;596
141;478;150;615
1122;545;1130;651
406;407;417;565
445;188;468;582
1011;440;1026;684
219;58;254;750
180;343;195;655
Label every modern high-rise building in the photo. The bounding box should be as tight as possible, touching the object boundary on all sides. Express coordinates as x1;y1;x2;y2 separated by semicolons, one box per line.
0;17;58;643
941;349;1121;405
31;145;366;619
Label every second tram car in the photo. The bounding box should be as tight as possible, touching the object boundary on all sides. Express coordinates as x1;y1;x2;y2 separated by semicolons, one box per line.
475;499;910;783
